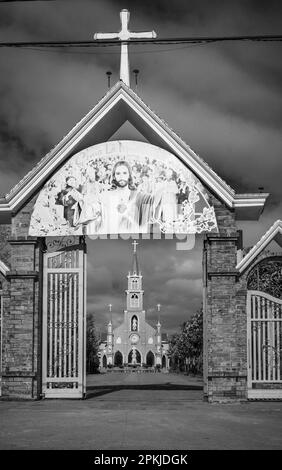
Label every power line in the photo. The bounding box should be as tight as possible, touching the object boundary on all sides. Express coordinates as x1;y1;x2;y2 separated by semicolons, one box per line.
0;35;282;49
8;42;209;55
0;1;57;2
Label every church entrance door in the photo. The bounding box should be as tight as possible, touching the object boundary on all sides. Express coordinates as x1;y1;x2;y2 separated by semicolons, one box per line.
146;351;155;367
114;351;123;367
128;348;141;365
42;239;87;398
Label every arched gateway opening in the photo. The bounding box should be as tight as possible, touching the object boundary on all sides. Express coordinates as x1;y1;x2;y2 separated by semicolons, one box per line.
28;140;218;398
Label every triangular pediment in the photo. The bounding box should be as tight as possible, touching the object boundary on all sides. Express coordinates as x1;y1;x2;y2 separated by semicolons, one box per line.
237;220;282;273
0;81;268;222
109;121;148;142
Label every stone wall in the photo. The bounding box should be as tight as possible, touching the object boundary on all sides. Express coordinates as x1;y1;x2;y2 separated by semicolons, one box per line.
0;225;11;396
12;195;38;238
203;196;248;402
1;234;42;399
0;224;11;267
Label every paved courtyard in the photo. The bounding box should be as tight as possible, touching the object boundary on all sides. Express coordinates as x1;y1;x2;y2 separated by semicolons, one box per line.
0;372;281;450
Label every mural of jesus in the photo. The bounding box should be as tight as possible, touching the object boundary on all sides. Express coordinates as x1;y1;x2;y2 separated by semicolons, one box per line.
85;160;153;234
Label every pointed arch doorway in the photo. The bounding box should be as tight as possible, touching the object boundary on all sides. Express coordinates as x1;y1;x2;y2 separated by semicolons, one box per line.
114;351;123;367
146;351;155;367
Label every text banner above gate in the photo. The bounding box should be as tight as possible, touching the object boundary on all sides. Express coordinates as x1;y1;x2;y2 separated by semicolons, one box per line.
29;141;218;237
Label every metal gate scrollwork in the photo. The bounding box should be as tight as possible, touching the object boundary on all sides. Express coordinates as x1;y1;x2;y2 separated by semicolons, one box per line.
247;257;282;299
247;257;282;399
42;243;86;398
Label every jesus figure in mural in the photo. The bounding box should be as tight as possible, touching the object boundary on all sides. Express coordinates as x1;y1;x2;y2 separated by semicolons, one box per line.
84;160;154;234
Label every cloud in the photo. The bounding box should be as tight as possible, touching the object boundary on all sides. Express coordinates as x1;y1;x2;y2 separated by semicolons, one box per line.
0;0;281;334
165;278;202;295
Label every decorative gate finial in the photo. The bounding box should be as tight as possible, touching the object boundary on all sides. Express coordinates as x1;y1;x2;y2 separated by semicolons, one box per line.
94;9;157;87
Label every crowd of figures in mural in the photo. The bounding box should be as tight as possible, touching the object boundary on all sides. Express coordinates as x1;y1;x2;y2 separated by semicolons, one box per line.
29;142;217;236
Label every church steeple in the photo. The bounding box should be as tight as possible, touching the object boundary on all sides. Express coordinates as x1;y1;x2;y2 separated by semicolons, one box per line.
126;241;144;311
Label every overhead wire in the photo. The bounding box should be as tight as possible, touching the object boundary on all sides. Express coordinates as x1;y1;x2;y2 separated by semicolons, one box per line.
0;35;282;50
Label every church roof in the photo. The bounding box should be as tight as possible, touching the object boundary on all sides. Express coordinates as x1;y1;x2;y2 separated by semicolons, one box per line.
0;80;268;223
237;219;282;273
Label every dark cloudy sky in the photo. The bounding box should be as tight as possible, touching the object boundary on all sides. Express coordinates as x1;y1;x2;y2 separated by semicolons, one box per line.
0;0;282;334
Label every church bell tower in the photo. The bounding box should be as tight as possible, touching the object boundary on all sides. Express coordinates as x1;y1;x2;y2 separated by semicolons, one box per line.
126;240;144;312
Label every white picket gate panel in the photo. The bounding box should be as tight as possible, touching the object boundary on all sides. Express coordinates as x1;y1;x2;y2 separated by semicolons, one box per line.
247;290;282;399
42;247;86;398
0;290;3;397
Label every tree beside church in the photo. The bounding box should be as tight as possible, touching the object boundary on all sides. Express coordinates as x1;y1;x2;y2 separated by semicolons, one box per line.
86;313;100;374
169;308;203;375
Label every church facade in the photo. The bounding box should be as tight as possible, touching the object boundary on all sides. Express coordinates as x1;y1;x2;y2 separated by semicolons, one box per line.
99;242;170;369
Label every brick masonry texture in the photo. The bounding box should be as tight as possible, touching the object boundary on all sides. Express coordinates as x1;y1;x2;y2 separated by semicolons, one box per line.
203;198;249;402
1;227;40;398
0;224;11;267
12;194;39;238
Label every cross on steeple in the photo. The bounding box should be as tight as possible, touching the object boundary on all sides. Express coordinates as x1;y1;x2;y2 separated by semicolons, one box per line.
94;9;157;87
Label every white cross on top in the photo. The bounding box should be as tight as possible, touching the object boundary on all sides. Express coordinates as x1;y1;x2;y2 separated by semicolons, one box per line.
94;9;157;87
132;240;138;253
108;304;112;312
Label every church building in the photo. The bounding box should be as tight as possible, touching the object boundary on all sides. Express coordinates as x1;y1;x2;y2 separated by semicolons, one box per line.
99;241;170;369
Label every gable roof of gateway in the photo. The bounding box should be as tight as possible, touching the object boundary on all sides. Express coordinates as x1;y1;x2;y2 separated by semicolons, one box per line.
0;81;268;223
0;259;9;277
237;219;282;273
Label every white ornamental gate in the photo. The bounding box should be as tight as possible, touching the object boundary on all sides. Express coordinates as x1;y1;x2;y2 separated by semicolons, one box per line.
247;290;282;399
42;244;86;398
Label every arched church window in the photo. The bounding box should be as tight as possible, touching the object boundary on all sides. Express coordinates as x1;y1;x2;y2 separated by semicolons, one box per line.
131;315;138;331
131;278;139;289
102;355;107;368
130;293;139;308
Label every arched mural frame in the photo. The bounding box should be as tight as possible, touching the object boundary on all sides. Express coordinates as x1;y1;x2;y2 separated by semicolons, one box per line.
28;141;218;238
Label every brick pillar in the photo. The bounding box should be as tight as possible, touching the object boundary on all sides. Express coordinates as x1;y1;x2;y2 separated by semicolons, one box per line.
203;200;248;402
1;237;42;399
